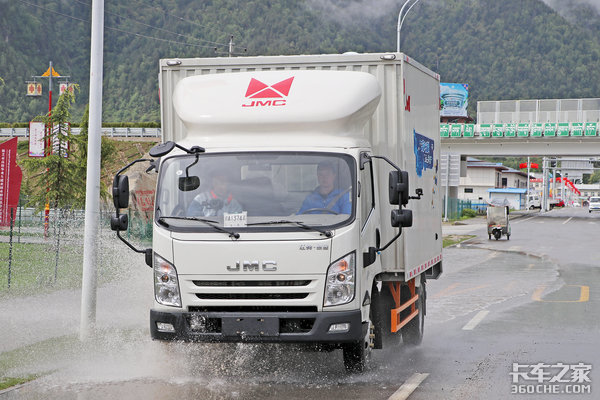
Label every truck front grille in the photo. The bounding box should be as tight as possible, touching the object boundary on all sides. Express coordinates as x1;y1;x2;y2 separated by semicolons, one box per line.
193;280;311;287
196;293;308;300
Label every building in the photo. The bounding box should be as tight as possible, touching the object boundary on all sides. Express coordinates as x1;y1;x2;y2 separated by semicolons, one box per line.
487;188;527;210
459;158;507;202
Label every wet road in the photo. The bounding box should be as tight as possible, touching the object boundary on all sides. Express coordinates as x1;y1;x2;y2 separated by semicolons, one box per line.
2;208;598;399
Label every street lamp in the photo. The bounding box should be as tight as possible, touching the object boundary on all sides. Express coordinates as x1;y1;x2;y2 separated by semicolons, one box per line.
396;0;422;52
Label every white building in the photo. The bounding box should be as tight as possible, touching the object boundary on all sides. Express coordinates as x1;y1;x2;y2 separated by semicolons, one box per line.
459;158;507;202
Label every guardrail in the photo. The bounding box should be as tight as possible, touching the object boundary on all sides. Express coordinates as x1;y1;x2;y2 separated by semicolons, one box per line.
0;127;161;138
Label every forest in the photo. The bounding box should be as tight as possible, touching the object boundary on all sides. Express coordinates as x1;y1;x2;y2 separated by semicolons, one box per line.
1;0;600;124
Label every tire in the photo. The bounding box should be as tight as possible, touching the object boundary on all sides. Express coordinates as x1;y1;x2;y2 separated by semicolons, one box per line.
342;314;373;372
488;233;491;240
402;281;425;346
372;284;402;349
507;234;510;240
494;230;501;240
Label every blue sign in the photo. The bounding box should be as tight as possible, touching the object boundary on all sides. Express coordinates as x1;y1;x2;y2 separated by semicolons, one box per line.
414;130;434;177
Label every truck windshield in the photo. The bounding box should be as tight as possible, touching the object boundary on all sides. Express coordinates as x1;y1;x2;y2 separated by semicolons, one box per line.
155;152;355;232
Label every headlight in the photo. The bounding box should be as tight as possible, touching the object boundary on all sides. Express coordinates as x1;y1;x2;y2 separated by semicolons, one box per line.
324;252;355;307
154;253;181;307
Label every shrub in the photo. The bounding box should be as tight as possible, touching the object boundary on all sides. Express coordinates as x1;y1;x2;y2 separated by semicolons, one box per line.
461;208;478;218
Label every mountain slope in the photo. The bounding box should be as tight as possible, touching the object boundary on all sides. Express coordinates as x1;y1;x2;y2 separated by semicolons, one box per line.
1;0;600;123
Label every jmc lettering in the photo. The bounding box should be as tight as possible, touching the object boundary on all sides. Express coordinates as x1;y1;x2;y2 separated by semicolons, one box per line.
227;261;278;272
242;100;286;107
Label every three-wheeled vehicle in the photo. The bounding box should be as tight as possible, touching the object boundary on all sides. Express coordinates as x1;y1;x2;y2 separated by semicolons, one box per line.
487;204;510;240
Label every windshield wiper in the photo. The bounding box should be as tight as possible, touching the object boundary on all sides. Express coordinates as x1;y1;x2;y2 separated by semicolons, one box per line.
247;220;333;238
158;216;240;239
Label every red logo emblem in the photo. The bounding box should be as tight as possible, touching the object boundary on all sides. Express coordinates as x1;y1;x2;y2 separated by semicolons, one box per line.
242;77;294;107
245;77;294;98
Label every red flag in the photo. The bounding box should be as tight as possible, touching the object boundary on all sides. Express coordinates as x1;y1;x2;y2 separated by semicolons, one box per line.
0;138;23;226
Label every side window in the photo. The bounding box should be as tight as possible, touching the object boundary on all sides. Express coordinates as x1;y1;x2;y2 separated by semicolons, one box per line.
360;161;375;228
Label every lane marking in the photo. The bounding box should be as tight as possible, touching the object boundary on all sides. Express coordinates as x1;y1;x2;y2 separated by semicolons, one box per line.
388;373;429;400
462;310;489;330
562;217;573;225
514;216;536;224
532;285;590;303
431;283;460;299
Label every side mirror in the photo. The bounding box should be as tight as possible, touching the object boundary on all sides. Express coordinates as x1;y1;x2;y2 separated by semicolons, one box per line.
110;213;129;231
112;175;130;209
391;208;412;228
389;170;409;205
149;141;176;157
179;176;200;192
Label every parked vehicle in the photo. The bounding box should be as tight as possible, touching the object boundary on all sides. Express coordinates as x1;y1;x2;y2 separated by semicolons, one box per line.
527;195;541;210
110;53;443;372
487;205;510;240
589;197;600;213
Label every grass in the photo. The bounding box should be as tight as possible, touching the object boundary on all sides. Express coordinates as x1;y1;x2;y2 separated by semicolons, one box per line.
0;242;83;297
443;234;476;248
0;376;39;391
0;335;80;390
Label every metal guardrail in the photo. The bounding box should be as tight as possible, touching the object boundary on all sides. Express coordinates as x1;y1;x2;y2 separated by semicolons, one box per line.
0;127;161;138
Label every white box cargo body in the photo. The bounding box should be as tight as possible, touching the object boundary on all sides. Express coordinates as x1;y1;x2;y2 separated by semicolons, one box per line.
158;53;442;278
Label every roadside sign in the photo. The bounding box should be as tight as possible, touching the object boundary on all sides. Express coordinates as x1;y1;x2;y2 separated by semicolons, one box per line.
440;124;450;137
479;124;492;137
571;123;583;137
29;121;45;157
492;124;504;137
505;123;517;137
463;124;475;137
0;138;23;226
531;123;543;137
557;123;569;136
517;123;530;137
585;122;597;136
544;122;557;136
450;124;462;137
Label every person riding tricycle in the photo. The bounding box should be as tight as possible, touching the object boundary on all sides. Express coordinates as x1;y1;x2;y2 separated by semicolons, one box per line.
487;203;510;240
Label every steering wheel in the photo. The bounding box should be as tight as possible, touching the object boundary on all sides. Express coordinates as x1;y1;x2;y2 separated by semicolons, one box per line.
299;208;339;215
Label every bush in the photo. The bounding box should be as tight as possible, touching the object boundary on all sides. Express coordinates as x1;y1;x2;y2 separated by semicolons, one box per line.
461;208;478;218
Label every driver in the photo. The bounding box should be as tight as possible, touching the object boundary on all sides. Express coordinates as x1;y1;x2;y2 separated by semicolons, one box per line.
298;161;351;215
188;171;243;217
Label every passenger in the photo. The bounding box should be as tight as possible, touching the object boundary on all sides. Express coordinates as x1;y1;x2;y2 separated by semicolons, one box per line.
298;161;351;214
188;171;243;217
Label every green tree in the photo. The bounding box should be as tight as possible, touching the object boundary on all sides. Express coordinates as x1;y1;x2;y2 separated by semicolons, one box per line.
20;88;84;211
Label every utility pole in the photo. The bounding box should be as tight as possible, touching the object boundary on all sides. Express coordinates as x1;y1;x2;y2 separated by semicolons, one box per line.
80;0;104;341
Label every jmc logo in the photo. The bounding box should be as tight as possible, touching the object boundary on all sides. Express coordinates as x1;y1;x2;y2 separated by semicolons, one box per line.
242;77;294;108
227;260;278;272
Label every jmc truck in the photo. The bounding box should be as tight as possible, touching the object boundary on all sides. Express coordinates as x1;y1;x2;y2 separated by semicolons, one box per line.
111;53;443;372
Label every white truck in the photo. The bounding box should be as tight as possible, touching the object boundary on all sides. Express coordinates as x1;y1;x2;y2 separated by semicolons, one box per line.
111;53;443;372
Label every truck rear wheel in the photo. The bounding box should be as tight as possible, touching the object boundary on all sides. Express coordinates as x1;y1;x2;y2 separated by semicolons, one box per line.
402;281;425;346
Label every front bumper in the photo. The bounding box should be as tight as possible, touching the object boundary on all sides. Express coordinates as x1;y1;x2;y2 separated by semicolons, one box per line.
150;309;364;343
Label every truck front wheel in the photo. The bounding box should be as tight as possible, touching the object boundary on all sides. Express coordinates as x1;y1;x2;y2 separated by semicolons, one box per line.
342;318;373;372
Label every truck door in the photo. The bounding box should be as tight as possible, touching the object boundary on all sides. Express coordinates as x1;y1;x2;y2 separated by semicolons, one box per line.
359;156;380;269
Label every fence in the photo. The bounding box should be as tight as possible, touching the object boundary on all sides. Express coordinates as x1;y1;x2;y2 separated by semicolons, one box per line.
443;198;488;220
1;201;150;294
0;127;161;138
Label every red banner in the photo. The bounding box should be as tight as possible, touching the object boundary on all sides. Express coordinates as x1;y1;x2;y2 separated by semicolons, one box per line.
0;138;23;226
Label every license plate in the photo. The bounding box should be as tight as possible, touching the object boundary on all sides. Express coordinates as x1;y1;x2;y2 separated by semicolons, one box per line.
221;316;279;338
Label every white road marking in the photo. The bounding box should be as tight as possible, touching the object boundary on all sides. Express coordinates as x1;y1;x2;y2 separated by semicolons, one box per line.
513;216;536;224
388;373;429;400
562;217;572;225
462;310;490;330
